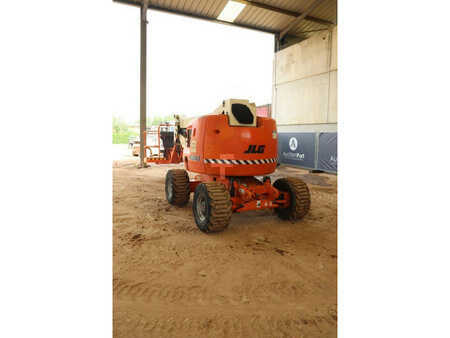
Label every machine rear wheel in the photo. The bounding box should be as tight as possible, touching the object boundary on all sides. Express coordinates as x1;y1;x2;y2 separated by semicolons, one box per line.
165;169;190;206
274;177;311;221
193;182;232;233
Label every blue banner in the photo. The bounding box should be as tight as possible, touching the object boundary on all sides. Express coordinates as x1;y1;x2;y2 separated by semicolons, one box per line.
317;132;337;172
278;133;316;169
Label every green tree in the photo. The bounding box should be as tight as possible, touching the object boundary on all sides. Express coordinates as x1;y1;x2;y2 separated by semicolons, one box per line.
112;115;138;144
147;115;173;127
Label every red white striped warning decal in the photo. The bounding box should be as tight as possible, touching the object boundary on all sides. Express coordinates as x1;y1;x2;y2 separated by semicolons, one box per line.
204;158;277;165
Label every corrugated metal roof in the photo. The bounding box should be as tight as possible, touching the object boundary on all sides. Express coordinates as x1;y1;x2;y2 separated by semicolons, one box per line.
114;0;337;37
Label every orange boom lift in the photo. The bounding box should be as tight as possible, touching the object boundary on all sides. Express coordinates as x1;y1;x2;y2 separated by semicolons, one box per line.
159;99;311;233
145;121;183;164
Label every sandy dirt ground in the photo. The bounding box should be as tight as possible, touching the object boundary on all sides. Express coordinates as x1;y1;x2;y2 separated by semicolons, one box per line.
113;145;337;337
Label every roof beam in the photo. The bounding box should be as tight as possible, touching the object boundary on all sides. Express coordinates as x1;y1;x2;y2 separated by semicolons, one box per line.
280;0;329;39
113;0;277;35
232;0;334;26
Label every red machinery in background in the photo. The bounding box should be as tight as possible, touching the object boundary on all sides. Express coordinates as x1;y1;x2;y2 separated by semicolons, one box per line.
144;119;184;165
255;104;271;118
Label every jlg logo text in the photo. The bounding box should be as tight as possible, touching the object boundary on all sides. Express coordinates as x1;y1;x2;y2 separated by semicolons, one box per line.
244;145;265;154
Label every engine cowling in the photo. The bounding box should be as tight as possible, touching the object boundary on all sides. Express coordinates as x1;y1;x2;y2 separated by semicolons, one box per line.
184;114;278;176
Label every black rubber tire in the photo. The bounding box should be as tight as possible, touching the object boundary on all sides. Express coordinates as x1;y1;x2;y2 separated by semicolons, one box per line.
274;177;311;221
165;169;190;206
193;182;232;233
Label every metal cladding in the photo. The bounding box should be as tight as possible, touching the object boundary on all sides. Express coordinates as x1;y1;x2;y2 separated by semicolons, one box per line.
114;0;336;39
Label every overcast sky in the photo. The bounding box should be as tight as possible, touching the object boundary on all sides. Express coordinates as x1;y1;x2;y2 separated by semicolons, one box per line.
112;5;274;123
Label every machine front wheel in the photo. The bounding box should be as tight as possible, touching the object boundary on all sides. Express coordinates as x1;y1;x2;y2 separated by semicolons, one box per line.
274;177;311;221
193;183;232;233
165;169;190;206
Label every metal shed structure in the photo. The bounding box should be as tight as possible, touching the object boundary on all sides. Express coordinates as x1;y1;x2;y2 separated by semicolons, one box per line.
113;0;338;170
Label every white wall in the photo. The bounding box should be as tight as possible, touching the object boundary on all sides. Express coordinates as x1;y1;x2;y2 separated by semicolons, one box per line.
273;27;337;126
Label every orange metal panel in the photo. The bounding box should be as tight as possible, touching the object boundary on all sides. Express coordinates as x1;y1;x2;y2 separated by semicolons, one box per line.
184;114;278;177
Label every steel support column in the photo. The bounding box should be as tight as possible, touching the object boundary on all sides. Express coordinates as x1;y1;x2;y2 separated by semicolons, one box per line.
274;33;280;52
139;0;148;167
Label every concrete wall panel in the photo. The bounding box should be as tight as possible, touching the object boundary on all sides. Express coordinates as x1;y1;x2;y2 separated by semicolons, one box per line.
275;31;330;85
277;123;337;133
272;27;338;171
328;70;337;123
330;27;337;71
275;73;329;125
